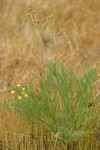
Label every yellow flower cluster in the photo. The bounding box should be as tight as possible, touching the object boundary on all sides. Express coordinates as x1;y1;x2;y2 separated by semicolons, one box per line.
11;90;15;94
17;84;20;87
18;96;22;100
11;84;29;100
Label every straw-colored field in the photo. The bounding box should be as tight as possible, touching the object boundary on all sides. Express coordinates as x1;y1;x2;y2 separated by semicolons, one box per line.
0;0;100;149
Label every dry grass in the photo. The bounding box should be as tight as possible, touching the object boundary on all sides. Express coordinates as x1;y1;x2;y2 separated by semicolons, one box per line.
0;0;100;149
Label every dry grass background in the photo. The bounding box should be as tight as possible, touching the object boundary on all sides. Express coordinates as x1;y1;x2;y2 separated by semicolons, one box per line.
0;0;100;149
0;0;100;87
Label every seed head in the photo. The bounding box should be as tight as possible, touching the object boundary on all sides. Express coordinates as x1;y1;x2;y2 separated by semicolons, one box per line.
47;14;54;20
59;28;65;34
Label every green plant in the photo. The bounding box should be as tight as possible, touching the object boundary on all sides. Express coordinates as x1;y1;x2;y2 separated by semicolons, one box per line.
1;61;100;142
26;9;65;72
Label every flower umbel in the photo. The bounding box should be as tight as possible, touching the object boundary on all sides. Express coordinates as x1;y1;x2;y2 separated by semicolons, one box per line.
22;88;25;91
18;96;22;100
17;84;20;87
24;94;28;98
11;90;15;94
21;91;26;95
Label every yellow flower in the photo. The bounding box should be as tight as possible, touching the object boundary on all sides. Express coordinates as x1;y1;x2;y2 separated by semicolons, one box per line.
11;90;15;94
21;91;26;95
97;74;99;77
18;96;22;100
17;84;20;87
24;94;28;98
22;88;25;91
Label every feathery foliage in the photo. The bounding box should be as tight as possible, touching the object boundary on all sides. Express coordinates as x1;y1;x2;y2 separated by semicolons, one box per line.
1;61;99;142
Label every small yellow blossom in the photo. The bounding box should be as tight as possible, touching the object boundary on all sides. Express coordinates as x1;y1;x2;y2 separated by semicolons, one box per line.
11;90;15;94
22;88;25;91
21;91;26;95
17;84;20;87
97;74;99;77
18;96;22;100
24;94;28;98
